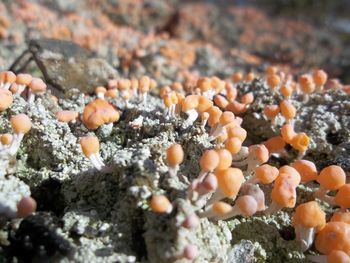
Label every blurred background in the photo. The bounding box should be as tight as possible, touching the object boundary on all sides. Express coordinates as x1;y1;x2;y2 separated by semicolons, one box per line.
1;0;349;83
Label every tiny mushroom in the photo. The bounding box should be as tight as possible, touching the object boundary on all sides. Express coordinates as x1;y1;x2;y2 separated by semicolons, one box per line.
264;105;280;126
313;69;328;93
82;99;120;130
246;164;279;184
15;73;32;95
292;201;326;251
208;167;244;205
279;100;296;124
7;114;32;156
166;143;184;177
314;165;346;203
28;78;47;103
150;195;173;214
0;88;13;111
80;135;107;171
17;196;37;218
292;159;318;183
0;71;16;89
56;110;79;124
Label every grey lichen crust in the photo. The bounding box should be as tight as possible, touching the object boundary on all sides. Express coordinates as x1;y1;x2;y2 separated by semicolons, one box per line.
1;79;349;262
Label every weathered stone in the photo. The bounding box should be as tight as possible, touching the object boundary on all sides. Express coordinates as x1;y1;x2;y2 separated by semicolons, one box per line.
29;39;118;94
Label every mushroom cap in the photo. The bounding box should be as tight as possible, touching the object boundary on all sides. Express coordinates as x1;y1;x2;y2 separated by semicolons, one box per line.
197;95;213;113
29;78;47;93
183;244;198;260
255;164;279;184
215;149;233;171
280;100;296;120
299;74;313;87
181;95;199;112
150;79;157;90
280;85;293;97
299;74;315;93
327;250;350;263
0;133;13;145
150;195;172;214
0;71;16;83
212;76;225;93
17;196;37;218
207;106;222;127
226;126;247;142
0;88;13;111
315;222;350;255
241;92;254;105
10;114;32;134
271;177;297;208
212;201;233;215
264;105;280;118
215;167;244;198
291;133;309;153
331;212;350;225
182;214;200;229
118;79;131;90
219;111;235;125
171;82;183;93
317;165;346;191
200;173;218;192
279;165;301;185
139;76;150;93
197;77;212;92
225;137;242;154
313;69;328;86
166;144;184;167
226;85;237;102
226;101;247;115
232;72;243;82
292;201;326;230
214;95;229;109
263;136;286;153
108;79;118;89
281;124;297;144
160;86;171;98
80;135;99;157
16;73;32;85
245;73;255;82
267;74;281;88
266;66;278;75
292;160;318;183
82;99;120;130
56;110;79;123
236;195;258;216
334;184;350;209
9;83;18;94
105;89;118;98
240;183;266;211
200;149;220;172
248;144;269;164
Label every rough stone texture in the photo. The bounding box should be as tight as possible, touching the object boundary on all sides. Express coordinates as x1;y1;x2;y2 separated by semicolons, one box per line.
29;39;118;94
0;175;30;218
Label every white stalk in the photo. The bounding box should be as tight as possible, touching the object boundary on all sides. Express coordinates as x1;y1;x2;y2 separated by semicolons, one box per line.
184;109;198;125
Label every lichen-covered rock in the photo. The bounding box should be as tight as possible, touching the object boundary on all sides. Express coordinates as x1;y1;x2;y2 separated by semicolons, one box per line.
0;175;30;218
